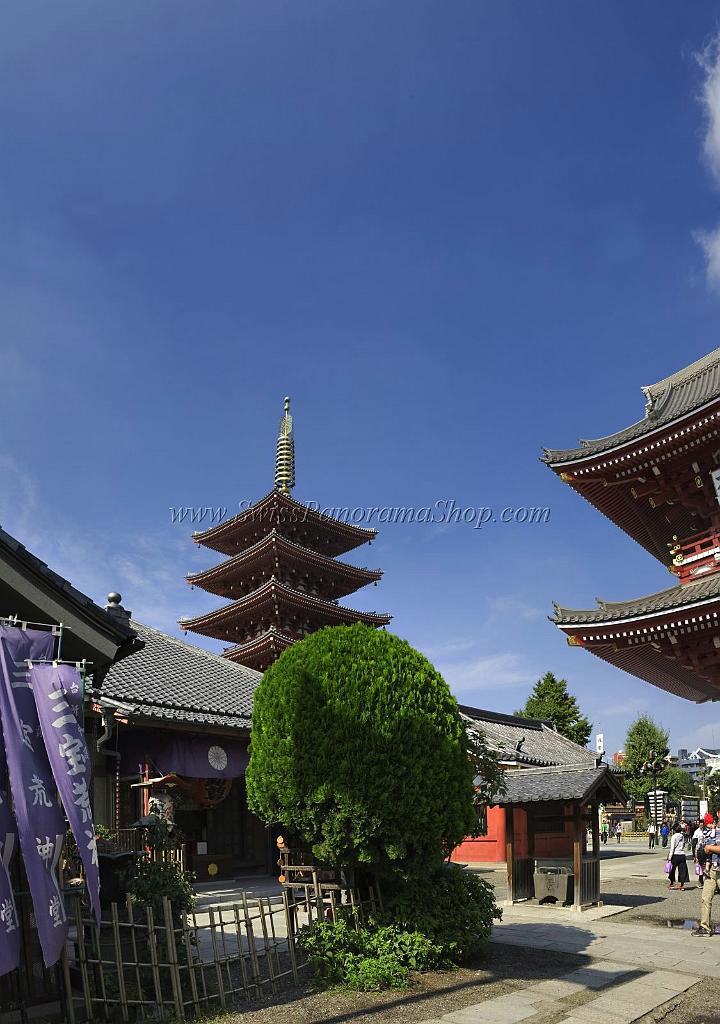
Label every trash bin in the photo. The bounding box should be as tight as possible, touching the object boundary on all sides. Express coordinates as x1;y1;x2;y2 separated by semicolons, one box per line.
533;864;573;904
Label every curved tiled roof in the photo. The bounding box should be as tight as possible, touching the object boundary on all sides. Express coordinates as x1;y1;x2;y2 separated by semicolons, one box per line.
491;764;627;805
459;705;597;768
543;347;720;465
100;620;261;729
553;571;720;626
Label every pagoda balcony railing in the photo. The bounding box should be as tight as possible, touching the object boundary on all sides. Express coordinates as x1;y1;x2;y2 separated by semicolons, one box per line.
671;528;720;584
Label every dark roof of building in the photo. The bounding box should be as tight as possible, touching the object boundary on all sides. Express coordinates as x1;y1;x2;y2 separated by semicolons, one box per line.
491;764;628;805
459;704;598;768
0;525;134;663
543;347;720;465
552;571;720;626
99;621;262;730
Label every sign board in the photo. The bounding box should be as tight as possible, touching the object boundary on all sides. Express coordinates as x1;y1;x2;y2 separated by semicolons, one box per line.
711;468;720;505
595;733;604;755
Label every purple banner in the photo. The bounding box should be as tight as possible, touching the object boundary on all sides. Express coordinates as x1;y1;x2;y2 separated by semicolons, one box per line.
0;778;20;977
0;626;68;969
120;730;249;779
30;664;100;925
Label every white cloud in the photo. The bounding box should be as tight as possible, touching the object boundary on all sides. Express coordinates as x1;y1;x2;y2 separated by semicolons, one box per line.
422;637;477;658
441;652;533;697
698;36;720;183
695;34;720;290
695;225;720;291
677;720;720;753
0;459;209;641
486;596;544;622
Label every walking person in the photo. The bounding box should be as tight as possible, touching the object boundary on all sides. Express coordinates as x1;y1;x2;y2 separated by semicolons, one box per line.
601;820;608;844
692;820;704;859
648;821;657;849
615;822;622;845
693;813;720;937
668;823;689;890
661;821;670;848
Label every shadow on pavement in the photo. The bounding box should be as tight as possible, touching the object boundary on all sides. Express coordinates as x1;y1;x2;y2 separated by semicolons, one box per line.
492;922;596;954
600;892;665;907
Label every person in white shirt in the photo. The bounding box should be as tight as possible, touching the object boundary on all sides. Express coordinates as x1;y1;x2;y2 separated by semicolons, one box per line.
692;822;704;859
648;821;657;849
668;823;689;889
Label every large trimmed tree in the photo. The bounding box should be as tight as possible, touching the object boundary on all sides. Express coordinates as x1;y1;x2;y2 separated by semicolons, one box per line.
515;672;592;747
246;623;479;879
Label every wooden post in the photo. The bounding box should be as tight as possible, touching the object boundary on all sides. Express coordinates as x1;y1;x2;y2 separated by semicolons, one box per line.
208;908;227;1009
162;897;185;1019
573;803;582;909
282;890;299;985
505;804;515;903
591;801;600;859
73;899;93;1022
110;903;129;1022
60;947;76;1024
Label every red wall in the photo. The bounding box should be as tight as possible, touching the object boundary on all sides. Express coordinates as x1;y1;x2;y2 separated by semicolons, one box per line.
450;805;577;864
450;805;506;863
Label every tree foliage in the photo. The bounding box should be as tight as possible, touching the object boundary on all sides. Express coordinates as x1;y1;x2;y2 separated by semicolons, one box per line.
515;672;592;747
246;623;479;878
622;715;671;800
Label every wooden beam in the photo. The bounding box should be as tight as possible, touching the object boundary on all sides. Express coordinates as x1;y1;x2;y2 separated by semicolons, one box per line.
573;804;582;910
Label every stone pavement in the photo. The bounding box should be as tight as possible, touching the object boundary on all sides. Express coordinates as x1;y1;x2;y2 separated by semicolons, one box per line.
413;844;713;1023
419;963;698;1024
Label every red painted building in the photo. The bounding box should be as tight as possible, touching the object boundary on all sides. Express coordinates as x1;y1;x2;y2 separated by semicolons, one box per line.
544;348;720;702
450;706;603;864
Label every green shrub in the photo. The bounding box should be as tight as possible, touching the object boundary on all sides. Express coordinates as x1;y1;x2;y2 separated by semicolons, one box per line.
128;858;195;924
298;915;443;990
379;863;502;963
247;623;478;878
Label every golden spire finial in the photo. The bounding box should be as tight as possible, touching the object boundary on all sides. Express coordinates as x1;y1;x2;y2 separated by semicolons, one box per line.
275;396;295;493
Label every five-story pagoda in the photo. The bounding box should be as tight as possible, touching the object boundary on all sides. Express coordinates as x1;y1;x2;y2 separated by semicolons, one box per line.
181;398;391;670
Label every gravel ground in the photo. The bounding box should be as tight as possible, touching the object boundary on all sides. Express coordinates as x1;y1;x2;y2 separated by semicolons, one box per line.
200;944;588;1024
634;977;720;1023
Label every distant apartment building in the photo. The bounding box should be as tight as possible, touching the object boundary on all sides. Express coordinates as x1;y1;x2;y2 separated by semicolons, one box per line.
612;751;625;767
677;748;720;787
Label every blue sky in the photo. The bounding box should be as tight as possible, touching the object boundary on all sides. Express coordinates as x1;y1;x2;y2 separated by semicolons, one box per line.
4;1;720;756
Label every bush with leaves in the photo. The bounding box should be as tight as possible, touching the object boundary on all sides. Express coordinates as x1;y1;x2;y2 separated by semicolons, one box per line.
128;806;194;925
379;863;501;963
298;914;443;990
246;623;478;879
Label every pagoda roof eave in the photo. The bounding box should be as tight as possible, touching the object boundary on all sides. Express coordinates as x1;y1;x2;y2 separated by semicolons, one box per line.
557;637;718;703
179;577;392;632
191;489;377;552
186;530;383;588
552;571;720;627
542;347;720;467
223;628;296;659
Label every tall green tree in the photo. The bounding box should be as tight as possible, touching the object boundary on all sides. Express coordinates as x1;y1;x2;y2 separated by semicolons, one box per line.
515;672;591;747
622;715;672;800
246;623;486;879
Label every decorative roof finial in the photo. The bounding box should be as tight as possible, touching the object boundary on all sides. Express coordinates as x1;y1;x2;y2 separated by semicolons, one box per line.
275;396;295;494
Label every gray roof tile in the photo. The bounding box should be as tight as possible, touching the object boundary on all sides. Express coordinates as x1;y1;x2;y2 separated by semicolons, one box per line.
543;347;720;465
553;572;720;626
492;764;627;804
459;705;597;768
100;621;261;729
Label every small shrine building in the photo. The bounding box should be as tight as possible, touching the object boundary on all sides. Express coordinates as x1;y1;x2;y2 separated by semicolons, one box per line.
544;347;720;701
